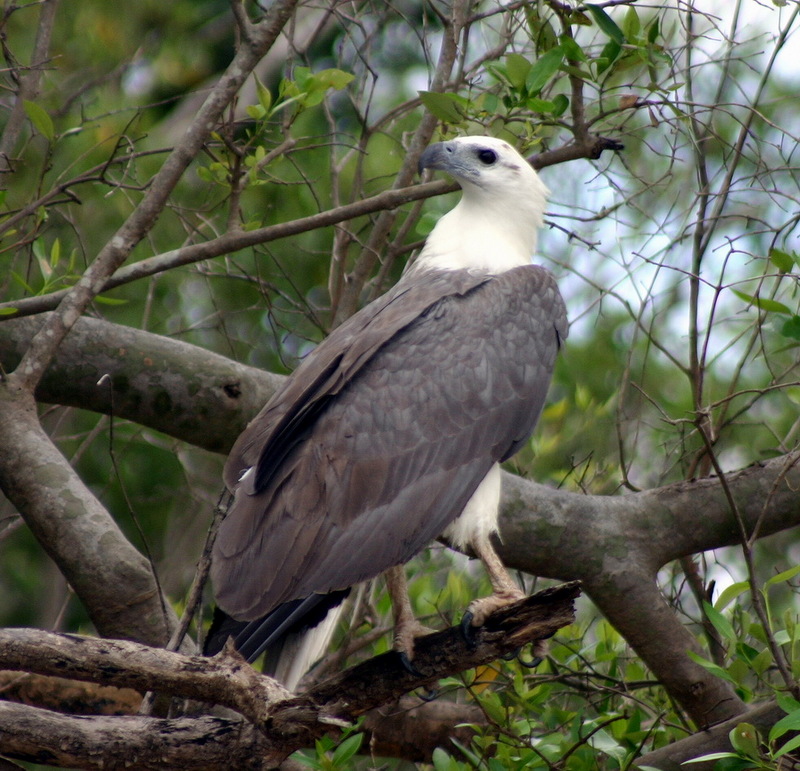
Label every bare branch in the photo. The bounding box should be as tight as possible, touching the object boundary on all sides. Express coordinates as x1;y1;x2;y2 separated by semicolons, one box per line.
8;0;300;392
0;0;59;179
0;584;579;769
0;387;178;645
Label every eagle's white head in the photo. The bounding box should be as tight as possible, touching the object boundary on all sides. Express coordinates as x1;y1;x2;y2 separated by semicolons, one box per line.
414;135;549;274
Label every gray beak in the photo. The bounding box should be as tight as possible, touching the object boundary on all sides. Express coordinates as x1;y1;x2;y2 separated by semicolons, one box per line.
417;142;454;175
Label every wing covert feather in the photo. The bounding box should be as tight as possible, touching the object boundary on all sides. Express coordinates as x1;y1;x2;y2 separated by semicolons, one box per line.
213;265;567;620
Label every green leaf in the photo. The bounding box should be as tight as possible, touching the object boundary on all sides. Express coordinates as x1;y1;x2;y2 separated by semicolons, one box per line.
312;68;354;91
418;91;468;123
551;93;569;116
732;289;792;314
686;651;737;684
770;247;796;273
0;307;19;316
729;723;760;759
289;750;323;770
525;8;559;51
527;97;556;113
432;747;458;771
596;39;622;73
505;53;531;89
254;73;273;113
682;752;742;763
765;563;800;587
715;581;749;611
780;316;800;340
703;601;735;642
332;733;363;766
774;732;800;759
647;17;660;43
769;708;800;743
586;4;626;44
622;6;641;41
50;237;61;268
526;46;565;93
558;35;587;62
94;295;128;306
777;692;800;715
24;100;55;141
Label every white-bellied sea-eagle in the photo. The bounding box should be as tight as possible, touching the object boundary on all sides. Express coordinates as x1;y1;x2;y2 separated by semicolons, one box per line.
205;135;568;689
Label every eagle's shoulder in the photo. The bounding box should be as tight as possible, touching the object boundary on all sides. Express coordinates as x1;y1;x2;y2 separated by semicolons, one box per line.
223;268;491;489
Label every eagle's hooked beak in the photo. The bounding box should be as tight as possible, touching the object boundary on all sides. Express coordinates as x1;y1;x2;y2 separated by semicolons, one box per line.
417;141;454;176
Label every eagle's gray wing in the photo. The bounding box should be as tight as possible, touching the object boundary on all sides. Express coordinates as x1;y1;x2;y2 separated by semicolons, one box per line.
212;265;567;620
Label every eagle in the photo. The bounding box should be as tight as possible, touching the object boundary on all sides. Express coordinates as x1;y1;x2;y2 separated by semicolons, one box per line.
205;135;568;689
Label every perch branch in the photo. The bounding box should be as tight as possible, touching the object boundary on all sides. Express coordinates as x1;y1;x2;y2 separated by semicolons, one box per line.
0;583;579;769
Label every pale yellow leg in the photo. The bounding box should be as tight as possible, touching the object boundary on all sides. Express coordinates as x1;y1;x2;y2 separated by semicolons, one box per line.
466;535;525;627
385;564;435;659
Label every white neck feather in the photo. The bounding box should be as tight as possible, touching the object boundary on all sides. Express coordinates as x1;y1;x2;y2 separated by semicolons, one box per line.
414;178;547;274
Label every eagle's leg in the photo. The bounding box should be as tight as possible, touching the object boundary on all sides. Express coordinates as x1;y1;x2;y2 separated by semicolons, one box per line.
465;533;526;627
463;536;547;663
385;564;435;661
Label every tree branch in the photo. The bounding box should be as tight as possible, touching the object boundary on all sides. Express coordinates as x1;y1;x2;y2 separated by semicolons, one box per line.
8;0;300;392
0;0;59;179
635;700;786;771
2;315;799;724
0;584;579;769
0;384;177;646
0;131;624;322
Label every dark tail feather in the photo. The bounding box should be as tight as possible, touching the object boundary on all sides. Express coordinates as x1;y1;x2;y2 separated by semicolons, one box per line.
204;589;350;663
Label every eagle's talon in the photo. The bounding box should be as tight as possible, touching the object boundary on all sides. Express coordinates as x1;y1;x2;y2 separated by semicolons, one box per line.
418;686;439;702
460;611;479;649
517;653;543;668
501;647;520;661
398;650;424;678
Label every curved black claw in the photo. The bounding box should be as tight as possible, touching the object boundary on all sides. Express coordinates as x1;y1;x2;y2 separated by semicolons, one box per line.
417;686;439;702
501;647;521;661
517;653;543;669
460;611;478;650
398;650;424;678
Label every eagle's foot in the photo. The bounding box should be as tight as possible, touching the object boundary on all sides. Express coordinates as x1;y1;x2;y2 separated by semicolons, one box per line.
393;618;435;666
398;650;424;677
461;587;527;648
511;639;548;667
465;587;526;629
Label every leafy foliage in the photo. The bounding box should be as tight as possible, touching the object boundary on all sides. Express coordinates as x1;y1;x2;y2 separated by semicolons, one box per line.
2;0;800;768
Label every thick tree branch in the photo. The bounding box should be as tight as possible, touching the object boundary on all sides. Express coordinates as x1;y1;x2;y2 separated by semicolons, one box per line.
635;701;786;771
0;584;579;769
0;385;177;645
2;315;799;725
0;670;485;766
0;314;282;454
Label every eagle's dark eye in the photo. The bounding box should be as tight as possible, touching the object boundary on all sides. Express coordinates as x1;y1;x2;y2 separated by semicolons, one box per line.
477;148;497;165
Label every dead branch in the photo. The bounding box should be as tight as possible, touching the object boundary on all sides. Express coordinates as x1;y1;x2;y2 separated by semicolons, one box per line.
0;582;579;769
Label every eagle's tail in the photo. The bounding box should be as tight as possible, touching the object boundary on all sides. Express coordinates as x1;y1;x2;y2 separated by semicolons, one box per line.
204;589;349;690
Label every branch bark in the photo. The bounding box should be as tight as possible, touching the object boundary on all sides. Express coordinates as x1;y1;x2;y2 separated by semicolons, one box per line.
0;583;579;769
0;384;177;645
2;314;799;725
635;700;786;771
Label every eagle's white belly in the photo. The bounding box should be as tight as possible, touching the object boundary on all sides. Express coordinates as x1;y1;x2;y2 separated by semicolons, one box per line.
442;463;502;550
